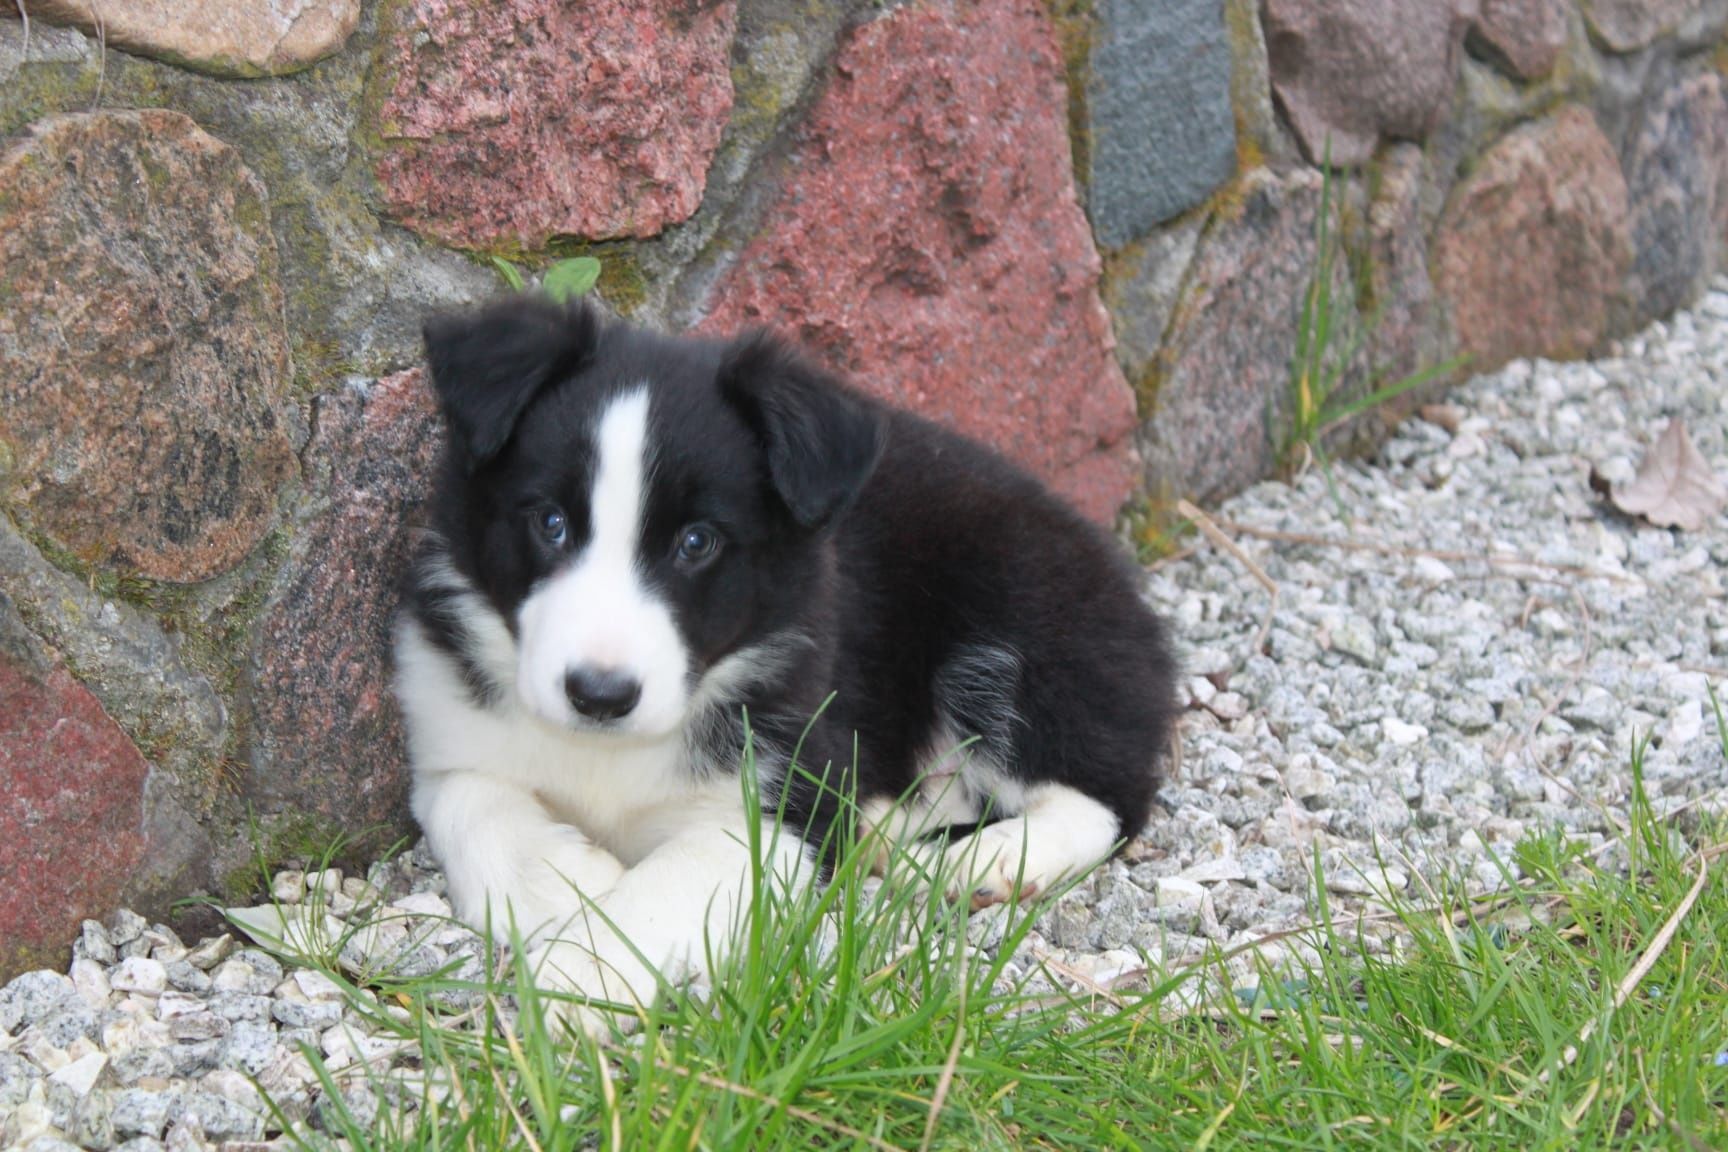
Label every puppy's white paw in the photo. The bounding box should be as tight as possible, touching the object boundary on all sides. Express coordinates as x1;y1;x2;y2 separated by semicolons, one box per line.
906;785;1122;911
529;936;658;1039
931;821;1045;909
934;818;1113;910
512;840;624;933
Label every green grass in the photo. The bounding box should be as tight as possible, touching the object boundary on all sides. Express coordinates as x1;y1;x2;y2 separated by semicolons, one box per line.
486;256;603;302
1282;153;1465;509
242;734;1728;1152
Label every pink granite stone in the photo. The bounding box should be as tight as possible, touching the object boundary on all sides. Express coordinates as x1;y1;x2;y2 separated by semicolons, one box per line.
371;0;737;250
1263;0;1474;166
247;370;440;831
1434;105;1633;372
0;653;151;974
1470;0;1567;81
701;0;1139;523
0;110;296;584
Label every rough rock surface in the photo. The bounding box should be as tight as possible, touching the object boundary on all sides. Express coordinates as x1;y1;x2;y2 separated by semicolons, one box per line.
1353;144;1445;427
1434;105;1633;372
1625;73;1728;324
1263;0;1475;166
248;371;440;832
1469;0;1568;80
0;110;297;584
370;0;737;250
702;0;1138;523
20;0;359;77
1085;0;1236;247
0;18;94;86
1223;0;1287;165
1140;169;1321;504
1103;217;1205;399
0;518;224;842
0;644;151;976
1580;0;1728;53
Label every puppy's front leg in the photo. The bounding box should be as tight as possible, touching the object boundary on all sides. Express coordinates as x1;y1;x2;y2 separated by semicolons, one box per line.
534;816;811;1034
412;770;626;943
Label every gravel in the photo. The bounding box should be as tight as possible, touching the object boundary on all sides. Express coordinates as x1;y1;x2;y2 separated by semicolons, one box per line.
0;846;474;1152
5;288;1728;1149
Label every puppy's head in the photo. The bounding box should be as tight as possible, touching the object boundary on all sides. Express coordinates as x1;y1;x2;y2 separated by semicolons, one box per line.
422;296;885;738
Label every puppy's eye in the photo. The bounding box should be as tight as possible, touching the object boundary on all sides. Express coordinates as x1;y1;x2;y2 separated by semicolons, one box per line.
676;524;720;564
535;507;569;547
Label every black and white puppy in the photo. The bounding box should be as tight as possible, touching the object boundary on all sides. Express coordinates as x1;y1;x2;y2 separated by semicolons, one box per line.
394;296;1175;1026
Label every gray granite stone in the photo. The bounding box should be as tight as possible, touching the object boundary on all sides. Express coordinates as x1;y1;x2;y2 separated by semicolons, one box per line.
1086;0;1237;247
1626;72;1728;324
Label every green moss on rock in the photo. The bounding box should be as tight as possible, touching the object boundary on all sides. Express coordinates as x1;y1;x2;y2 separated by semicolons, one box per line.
218;810;404;905
1044;0;1095;193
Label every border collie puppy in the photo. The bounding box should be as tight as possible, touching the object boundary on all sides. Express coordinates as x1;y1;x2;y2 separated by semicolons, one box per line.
394;296;1175;1028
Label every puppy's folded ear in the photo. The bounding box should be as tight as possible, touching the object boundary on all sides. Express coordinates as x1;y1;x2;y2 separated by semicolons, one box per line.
720;331;887;531
422;297;601;469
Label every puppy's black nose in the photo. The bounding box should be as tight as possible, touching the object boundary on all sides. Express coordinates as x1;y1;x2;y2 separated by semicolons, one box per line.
564;666;641;722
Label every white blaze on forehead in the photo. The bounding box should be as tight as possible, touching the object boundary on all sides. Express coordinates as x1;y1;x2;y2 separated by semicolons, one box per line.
516;388;692;736
586;389;650;618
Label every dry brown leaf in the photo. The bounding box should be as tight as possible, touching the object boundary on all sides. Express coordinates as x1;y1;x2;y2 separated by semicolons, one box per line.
1610;418;1728;532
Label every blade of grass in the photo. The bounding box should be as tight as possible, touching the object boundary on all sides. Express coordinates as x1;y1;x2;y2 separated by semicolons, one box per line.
1318;355;1470;432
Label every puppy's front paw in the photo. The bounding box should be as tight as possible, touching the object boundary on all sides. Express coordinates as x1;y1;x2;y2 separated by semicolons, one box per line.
929;821;1055;910
529;937;658;1039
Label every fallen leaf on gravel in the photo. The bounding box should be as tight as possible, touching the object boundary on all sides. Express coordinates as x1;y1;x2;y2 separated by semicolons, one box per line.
1608;418;1727;531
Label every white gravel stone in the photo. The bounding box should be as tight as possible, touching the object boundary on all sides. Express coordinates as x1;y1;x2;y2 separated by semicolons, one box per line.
291;970;344;1004
1563;688;1622;732
142;927;185;967
1283;756;1331;801
318;1024;408;1073
1329;614;1379;665
1154;877;1207;910
1208;692;1249;721
1664;699;1703;746
207;961;254;996
1412;555;1456;583
106;912;147;950
110;1089;172;1139
1;973;76;1036
1180;857;1248;883
176;1089;265;1141
1380;717;1427;746
181;936;234;973
387;892;453;920
270;871;306;905
74;923;115;967
199;1068;264;1116
107;959;166;999
1186;675;1218;706
1322;852;1410;895
343;877;382;909
66;962;110;1012
46;1053;106;1098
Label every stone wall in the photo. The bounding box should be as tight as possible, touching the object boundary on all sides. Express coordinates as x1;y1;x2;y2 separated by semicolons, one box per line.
2;0;1724;974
